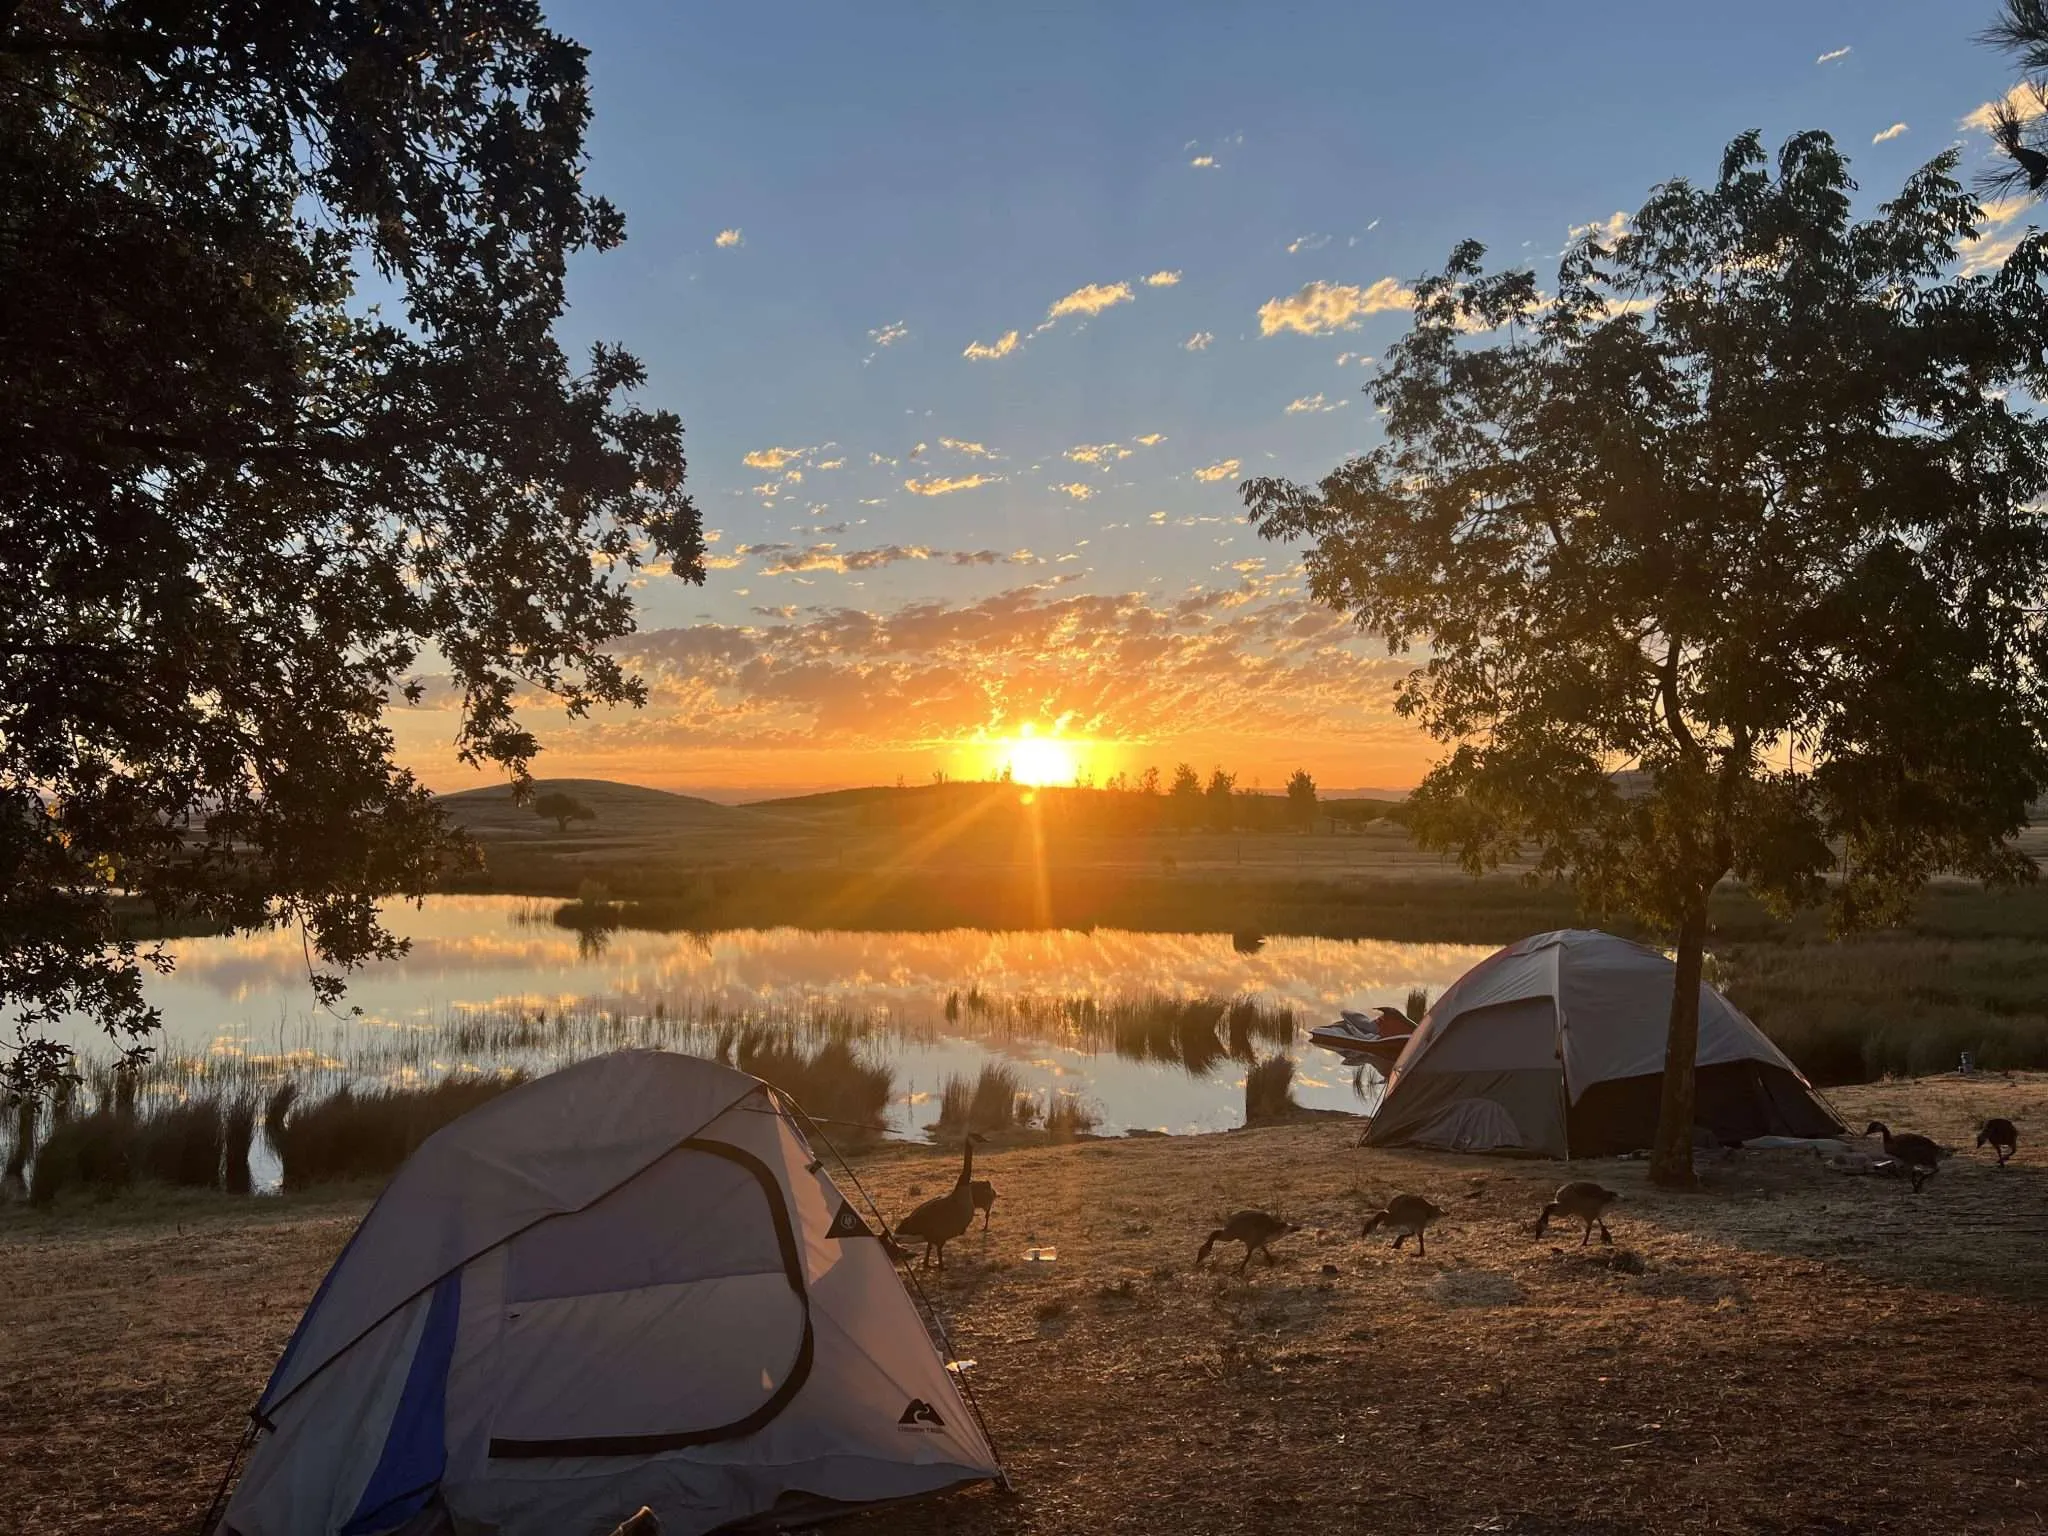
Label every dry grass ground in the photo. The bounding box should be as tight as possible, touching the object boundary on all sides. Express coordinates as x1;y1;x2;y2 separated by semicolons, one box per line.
3;1077;2044;1536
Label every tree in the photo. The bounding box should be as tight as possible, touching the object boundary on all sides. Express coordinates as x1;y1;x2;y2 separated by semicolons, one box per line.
1138;766;1162;796
1204;767;1237;830
534;793;595;834
1286;769;1318;831
1979;2;2048;196
2;5;704;1092
1245;132;2048;1186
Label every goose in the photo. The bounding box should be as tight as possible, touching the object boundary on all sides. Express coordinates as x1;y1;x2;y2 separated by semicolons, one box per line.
1195;1209;1296;1272
971;1178;997;1231
1361;1194;1446;1256
1536;1182;1620;1246
1977;1117;2019;1167
895;1133;984;1269
1865;1122;1948;1192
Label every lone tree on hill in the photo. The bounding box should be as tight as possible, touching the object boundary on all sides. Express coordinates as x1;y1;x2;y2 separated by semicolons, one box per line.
1;4;704;1093
1286;769;1318;831
1246;132;2048;1186
534;792;596;834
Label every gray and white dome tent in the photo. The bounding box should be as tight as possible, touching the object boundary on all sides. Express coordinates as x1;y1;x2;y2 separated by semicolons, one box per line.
219;1051;1001;1536
1363;930;1842;1158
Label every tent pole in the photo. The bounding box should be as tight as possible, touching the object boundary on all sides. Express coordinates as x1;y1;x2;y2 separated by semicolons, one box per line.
788;1099;1016;1496
193;1416;259;1536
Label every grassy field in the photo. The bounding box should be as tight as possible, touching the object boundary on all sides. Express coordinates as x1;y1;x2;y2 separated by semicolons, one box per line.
5;1074;2042;1535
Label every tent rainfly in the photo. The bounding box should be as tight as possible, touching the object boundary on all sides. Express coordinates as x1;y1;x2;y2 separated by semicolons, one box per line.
1363;930;1842;1158
220;1051;1000;1536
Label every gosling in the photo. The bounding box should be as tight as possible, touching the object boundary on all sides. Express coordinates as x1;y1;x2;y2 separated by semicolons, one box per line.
1865;1121;1948;1192
1361;1194;1446;1257
1537;1181;1620;1247
971;1178;997;1231
1196;1209;1296;1273
1977;1117;2019;1167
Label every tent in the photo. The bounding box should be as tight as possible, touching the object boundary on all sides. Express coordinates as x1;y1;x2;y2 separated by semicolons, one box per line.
221;1051;1001;1536
1363;930;1842;1158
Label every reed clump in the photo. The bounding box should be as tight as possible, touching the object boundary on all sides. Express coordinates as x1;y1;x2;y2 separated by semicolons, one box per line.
1244;1053;1298;1121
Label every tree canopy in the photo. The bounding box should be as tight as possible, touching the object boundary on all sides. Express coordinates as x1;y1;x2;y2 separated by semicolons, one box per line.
1246;132;2048;1183
2;2;703;1091
533;792;595;834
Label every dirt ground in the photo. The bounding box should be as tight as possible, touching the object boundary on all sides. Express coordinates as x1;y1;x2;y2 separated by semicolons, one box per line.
4;1076;2044;1536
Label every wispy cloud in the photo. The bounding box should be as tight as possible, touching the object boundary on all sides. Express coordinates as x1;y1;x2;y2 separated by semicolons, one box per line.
757;543;937;575
869;320;909;347
1193;458;1242;483
1183;331;1214;351
1142;270;1183;287
962;330;1020;361
1135;433;1166;447
1066;442;1132;465
1334;351;1372;367
1053;482;1097;501
1285;393;1345;414
1871;122;1909;144
1816;45;1850;64
742;446;811;470
1190;154;1218;169
1963;82;2047;133
1286;233;1331;255
715;228;744;248
904;473;1000;496
1257;277;1415;337
940;438;997;458
1048;281;1135;319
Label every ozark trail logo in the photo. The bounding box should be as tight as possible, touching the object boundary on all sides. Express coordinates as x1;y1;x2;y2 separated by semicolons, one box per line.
897;1398;945;1430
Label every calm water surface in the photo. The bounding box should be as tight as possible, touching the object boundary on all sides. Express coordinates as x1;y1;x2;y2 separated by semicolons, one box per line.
77;897;1493;1138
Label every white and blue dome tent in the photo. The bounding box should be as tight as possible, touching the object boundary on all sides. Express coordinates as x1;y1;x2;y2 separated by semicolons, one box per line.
1363;930;1842;1158
218;1051;1001;1536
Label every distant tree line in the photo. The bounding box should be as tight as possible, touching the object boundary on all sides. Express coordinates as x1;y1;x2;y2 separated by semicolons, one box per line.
904;764;1407;836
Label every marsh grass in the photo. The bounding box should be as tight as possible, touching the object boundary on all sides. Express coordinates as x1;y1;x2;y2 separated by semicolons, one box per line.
31;1095;229;1205
1244;1054;1298;1120
719;1027;894;1136
934;1061;1035;1135
270;1074;528;1189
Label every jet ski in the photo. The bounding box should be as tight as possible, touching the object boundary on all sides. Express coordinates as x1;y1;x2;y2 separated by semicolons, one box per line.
1307;1005;1417;1072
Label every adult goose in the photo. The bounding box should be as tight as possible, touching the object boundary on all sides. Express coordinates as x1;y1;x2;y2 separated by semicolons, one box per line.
896;1133;985;1269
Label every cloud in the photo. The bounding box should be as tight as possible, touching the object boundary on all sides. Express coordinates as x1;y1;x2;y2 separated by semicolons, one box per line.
1286;234;1331;255
1135;433;1166;447
1334;351;1372;367
1285;393;1346;414
1065;442;1131;466
1964;82;2047;133
1960;196;2034;275
1047;281;1135;320
1143;270;1183;287
1193;458;1242;483
756;543;939;576
904;473;999;496
1816;46;1850;64
940;438;997;458
1257;277;1415;337
742;446;810;470
1190;154;1218;168
1183;331;1215;351
815;458;845;471
1871;122;1909;144
1568;211;1629;246
869;320;909;347
1053;482;1097;501
963;330;1020;361
715;228;744;248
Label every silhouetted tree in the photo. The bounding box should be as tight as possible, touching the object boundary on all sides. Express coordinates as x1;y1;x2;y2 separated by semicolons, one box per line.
1204;768;1237;830
1139;766;1162;796
1246;133;2048;1186
1980;2;2048;196
2;4;703;1092
1286;769;1318;831
534;793;596;834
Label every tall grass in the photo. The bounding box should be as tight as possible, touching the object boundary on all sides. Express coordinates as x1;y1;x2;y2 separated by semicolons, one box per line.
1244;1054;1298;1120
719;1027;894;1136
31;1094;232;1205
1405;987;1431;1023
270;1074;528;1189
933;1062;1035;1136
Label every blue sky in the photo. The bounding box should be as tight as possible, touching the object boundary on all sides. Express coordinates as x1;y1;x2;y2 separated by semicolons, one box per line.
402;1;2031;797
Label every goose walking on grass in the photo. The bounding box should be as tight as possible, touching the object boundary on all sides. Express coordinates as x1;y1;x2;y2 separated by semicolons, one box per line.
1361;1194;1445;1257
971;1178;997;1231
895;1133;984;1270
1536;1182;1620;1247
1866;1121;1949;1192
1978;1117;2019;1167
1195;1210;1296;1273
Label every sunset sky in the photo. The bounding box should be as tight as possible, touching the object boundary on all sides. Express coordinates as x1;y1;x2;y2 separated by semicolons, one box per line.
393;1;2028;800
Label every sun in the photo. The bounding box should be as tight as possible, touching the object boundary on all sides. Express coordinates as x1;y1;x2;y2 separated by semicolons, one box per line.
983;725;1083;787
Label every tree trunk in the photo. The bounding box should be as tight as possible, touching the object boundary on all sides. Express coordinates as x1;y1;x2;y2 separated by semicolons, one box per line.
1648;895;1709;1187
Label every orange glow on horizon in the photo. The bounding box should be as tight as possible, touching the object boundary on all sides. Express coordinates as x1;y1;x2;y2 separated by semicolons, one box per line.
977;726;1090;787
